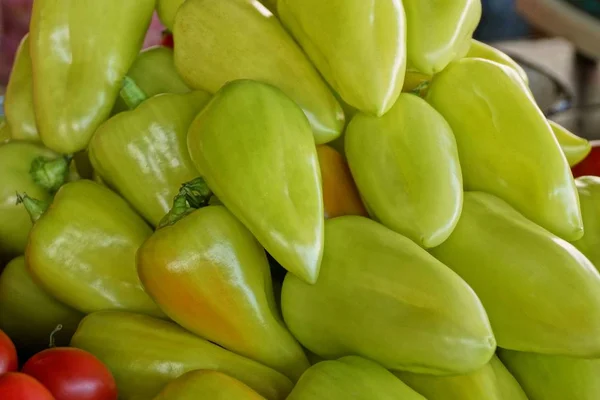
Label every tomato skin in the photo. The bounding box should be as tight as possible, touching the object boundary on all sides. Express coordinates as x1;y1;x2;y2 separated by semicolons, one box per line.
22;348;117;400
0;329;18;375
572;141;600;178
0;373;55;400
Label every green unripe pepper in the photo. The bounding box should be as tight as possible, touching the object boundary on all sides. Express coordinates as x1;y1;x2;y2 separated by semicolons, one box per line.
466;39;528;84
71;311;294;400
282;216;496;375
430;192;600;358
550;121;591;167
427;58;582;241
157;0;186;31
187;80;324;284
570;176;600;269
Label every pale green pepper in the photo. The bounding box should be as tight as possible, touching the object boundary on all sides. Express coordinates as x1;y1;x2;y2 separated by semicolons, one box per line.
430;192;600;358
550;120;591;167
278;0;406;116
157;0;186;31
427;58;582;241
346;93;463;248
466;39;528;84
570;176;600;269
282;216;495;375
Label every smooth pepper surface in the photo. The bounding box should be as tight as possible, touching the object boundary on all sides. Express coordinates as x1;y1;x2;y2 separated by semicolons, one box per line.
570;176;600;269
550;120;592;167
466;39;528;84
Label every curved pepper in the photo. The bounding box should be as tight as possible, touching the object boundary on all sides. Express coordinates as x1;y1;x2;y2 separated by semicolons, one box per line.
153;370;266;400
25;180;162;316
187;80;324;284
0;142;57;263
550;121;591;167
427;58;582;241
403;0;481;75
4;35;39;141
90;90;210;226
0;256;84;359
430;192;600;358
112;47;191;114
346;93;463;248
173;0;344;144
282;216;495;375
278;0;406;116
71;311;293;400
29;0;155;154
287;356;425;400
570;176;600;269
157;0;186;31
137;204;309;380
402;70;431;93
316;145;367;219
0;119;10;144
499;350;600;400
466;39;529;84
396;356;528;400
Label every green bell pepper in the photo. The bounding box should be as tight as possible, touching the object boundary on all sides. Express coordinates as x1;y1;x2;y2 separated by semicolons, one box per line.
346;93;462;248
187;80;324;284
29;0;155;154
282;216;495;375
404;0;481;75
430;192;600;358
427;58;582;241
153;370;266;400
550;120;591;167
90;90;210;226
570;176;600;269
137;202;309;381
466;39;529;84
396;356;528;400
173;0;344;144
278;0;406;116
71;311;293;400
287;356;425;400
24;180;162;316
499;349;600;400
0;141;57;263
112;46;191;114
4;35;39;141
0;256;84;359
157;0;186;31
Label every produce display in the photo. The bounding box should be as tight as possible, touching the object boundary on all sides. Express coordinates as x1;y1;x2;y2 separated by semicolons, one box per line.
0;0;599;399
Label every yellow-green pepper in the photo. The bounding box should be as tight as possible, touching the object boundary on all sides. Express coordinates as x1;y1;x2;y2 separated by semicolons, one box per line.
187;80;324;284
404;0;481;75
153;370;266;400
71;311;293;400
550;120;591;167
0;256;84;359
287;356;425;400
346;93;463;248
427;58;582;241
157;0;186;31
4;35;39;141
30;0;155;154
282;216;495;375
173;0;344;144
499;349;600;400
466;39;528;84
278;0;406;116
430;192;600;358
396;356;528;400
90;89;210;226
24;180;162;316
0;119;10;144
137;202;309;380
570;176;600;269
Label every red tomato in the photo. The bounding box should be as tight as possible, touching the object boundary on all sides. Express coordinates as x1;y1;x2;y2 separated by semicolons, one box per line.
160;31;174;48
572;140;600;178
0;372;55;400
0;329;18;375
22;348;117;400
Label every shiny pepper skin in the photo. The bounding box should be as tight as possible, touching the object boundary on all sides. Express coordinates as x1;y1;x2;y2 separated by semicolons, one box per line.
570;176;600;269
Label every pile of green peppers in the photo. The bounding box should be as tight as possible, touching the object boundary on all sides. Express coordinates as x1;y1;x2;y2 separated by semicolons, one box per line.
1;0;599;399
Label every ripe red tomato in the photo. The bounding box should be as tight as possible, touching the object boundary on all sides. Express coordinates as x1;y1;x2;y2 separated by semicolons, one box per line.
572;140;600;178
0;329;18;375
22;348;117;400
0;373;55;400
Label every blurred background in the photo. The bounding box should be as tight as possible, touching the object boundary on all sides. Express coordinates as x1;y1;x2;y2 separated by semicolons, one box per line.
0;0;599;138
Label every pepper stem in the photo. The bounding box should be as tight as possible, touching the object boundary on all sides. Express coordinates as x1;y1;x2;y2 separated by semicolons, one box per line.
30;155;73;193
120;76;148;110
49;324;63;348
411;80;431;97
16;193;50;223
158;177;214;228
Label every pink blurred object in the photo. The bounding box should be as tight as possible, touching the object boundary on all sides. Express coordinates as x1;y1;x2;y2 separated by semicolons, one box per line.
0;1;164;86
